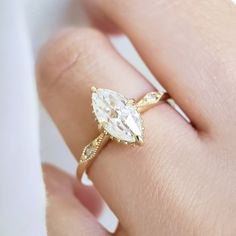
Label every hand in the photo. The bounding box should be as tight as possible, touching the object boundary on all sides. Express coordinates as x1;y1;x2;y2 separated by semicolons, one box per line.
37;1;236;235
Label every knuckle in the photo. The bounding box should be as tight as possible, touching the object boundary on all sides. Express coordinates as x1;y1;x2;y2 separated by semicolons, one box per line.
36;28;105;99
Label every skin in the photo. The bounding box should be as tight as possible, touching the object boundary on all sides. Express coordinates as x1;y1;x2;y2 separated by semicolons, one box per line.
37;1;236;235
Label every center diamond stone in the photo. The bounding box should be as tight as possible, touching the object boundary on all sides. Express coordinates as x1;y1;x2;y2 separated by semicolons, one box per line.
92;88;144;143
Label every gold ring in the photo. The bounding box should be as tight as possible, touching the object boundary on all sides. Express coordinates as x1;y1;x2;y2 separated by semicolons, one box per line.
77;86;170;180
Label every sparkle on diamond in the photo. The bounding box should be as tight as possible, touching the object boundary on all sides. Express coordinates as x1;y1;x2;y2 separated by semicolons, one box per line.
92;89;143;143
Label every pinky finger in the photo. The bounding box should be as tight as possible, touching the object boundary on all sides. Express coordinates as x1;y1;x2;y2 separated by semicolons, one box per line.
43;164;112;236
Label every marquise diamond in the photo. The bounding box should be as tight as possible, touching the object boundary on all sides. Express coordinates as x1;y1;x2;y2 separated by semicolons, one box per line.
92;89;144;143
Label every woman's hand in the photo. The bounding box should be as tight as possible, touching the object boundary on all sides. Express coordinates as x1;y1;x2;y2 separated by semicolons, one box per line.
37;1;236;235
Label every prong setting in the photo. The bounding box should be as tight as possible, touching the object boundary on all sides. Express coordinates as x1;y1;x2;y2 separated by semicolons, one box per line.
91;86;97;92
135;135;144;146
98;122;106;131
127;98;136;105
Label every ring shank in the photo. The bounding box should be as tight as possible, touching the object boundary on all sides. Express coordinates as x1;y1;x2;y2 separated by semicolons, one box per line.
77;133;110;180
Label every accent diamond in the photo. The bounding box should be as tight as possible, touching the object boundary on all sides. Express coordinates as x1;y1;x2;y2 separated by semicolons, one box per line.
84;143;96;157
92;89;143;143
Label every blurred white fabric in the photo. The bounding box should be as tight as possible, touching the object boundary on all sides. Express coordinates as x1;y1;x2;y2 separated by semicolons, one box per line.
0;1;46;236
